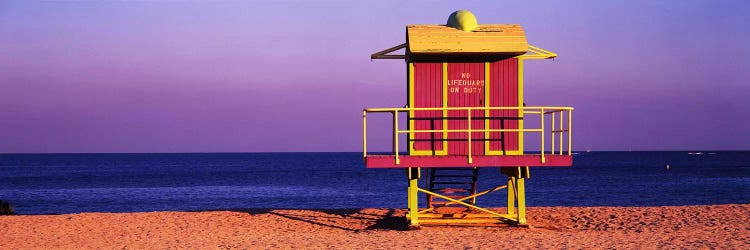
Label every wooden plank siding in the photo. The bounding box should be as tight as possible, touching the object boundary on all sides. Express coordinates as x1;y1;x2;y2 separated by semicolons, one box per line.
489;58;520;153
408;59;522;157
447;62;485;156
411;63;444;153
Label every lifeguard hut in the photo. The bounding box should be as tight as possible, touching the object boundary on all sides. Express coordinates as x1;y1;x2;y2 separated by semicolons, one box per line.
363;10;574;227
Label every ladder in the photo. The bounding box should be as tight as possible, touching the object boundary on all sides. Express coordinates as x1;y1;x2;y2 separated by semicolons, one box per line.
426;167;480;208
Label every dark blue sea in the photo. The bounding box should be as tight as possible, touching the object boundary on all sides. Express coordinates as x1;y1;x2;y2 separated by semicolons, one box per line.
1;152;749;215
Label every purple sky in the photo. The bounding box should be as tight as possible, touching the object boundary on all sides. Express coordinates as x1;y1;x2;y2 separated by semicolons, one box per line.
1;0;749;153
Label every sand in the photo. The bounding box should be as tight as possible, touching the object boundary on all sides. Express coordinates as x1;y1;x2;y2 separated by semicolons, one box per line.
1;204;748;249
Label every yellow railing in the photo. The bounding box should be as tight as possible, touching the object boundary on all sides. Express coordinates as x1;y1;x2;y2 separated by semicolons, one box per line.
362;106;573;165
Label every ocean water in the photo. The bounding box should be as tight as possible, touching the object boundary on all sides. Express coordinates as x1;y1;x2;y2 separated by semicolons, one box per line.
1;152;749;215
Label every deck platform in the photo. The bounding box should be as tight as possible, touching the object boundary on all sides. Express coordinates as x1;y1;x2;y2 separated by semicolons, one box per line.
365;154;572;168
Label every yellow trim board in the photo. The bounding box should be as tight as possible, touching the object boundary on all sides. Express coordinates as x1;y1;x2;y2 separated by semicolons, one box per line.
484;62;490;155
408;63;415;154
442;62;448;155
517;58;524;155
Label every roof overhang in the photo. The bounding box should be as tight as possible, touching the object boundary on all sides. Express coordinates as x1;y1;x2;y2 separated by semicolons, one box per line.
407;24;528;55
371;43;557;61
370;24;556;61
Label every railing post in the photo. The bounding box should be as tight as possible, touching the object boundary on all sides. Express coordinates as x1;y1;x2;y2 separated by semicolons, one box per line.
394;110;400;165
467;108;472;164
540;108;545;164
559;111;564;155
363;110;367;158
568;110;573;156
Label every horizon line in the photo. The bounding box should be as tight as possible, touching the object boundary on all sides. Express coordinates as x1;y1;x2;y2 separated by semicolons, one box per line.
1;150;749;155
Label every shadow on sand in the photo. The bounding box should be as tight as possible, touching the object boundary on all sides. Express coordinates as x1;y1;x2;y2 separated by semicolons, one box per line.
198;208;410;232
193;208;409;232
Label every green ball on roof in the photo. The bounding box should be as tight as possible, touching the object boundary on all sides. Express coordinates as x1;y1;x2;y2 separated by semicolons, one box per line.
447;10;478;31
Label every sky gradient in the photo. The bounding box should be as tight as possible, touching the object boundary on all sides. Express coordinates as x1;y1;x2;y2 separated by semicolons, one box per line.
1;0;749;153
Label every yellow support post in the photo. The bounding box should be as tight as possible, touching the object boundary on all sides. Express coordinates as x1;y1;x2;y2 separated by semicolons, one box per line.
471;167;479;205
517;177;527;225
407;167;420;228
507;173;516;216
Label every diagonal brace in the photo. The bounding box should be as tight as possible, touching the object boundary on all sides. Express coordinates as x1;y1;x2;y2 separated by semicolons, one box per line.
418;188;513;219
419;185;507;214
371;43;407;60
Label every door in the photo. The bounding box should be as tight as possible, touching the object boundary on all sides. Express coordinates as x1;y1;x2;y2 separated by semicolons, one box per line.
446;63;485;156
487;58;521;155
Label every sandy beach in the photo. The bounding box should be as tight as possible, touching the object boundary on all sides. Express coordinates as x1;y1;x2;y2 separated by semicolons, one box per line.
1;204;748;249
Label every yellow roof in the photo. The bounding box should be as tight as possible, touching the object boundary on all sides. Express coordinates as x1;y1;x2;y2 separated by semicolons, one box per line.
406;24;528;55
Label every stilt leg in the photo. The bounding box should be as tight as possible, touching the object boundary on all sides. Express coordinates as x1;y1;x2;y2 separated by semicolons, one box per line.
507;176;516;216
504;166;529;225
407;167;420;228
471;167;479;205
516;177;527;225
